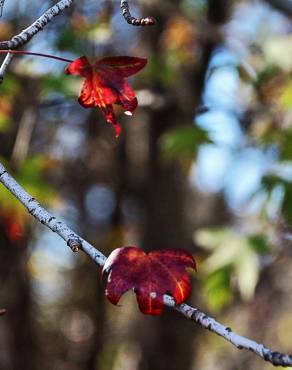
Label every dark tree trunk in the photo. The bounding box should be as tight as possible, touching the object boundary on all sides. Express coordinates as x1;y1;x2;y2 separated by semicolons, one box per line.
0;230;37;370
135;1;233;369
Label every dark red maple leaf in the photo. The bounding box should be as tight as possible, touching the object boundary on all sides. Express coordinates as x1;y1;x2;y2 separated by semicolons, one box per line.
102;246;196;315
65;56;147;137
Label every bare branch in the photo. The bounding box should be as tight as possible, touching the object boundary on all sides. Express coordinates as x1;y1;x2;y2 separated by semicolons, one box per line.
0;0;75;50
0;52;13;83
1;161;292;366
164;296;292;367
120;0;156;26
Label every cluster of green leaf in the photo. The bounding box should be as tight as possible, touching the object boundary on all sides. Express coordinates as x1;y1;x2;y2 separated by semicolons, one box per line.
194;228;271;312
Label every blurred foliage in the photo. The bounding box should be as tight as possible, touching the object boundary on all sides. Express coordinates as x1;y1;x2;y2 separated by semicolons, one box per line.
41;73;81;99
181;0;207;18
195;228;271;311
0;155;57;228
280;80;292;111
142;54;178;87
160;125;211;162
0;75;20;132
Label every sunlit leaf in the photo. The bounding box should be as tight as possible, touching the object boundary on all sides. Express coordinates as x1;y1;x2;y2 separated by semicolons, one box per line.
66;56;147;137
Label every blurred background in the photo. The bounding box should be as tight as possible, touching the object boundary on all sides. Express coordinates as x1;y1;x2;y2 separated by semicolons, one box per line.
0;0;291;369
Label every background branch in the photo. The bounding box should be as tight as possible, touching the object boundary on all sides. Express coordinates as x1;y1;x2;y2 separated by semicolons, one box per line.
0;0;74;49
11;108;36;167
0;161;292;367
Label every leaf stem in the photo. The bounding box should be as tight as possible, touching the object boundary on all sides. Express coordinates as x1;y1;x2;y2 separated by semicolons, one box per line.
0;50;73;63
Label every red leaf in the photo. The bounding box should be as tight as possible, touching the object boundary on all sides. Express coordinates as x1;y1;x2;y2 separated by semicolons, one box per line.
0;308;6;316
65;56;147;137
102;246;196;315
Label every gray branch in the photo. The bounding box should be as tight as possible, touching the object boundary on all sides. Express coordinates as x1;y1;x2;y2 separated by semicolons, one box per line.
0;160;292;367
164;296;292;367
120;0;156;26
0;162;106;266
0;0;75;49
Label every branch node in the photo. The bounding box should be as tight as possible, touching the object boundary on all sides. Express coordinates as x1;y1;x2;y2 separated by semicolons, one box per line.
67;238;82;253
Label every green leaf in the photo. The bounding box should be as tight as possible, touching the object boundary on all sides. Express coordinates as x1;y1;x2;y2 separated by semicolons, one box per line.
248;235;270;255
256;64;280;86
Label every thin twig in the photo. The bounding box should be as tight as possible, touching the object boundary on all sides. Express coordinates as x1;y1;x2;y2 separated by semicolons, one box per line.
0;161;292;367
0;49;73;63
120;0;156;26
0;52;13;83
0;0;75;50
